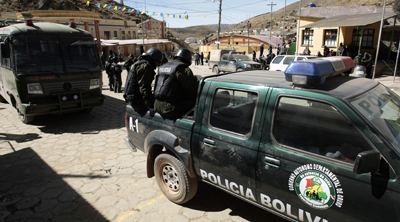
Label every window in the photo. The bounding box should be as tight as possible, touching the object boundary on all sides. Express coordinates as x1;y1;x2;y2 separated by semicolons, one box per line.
324;29;337;46
272;56;284;64
113;31;118;38
272;97;371;163
297;57;305;61
210;88;258;135
302;29;313;45
352;29;374;48
283;57;295;65
221;54;228;61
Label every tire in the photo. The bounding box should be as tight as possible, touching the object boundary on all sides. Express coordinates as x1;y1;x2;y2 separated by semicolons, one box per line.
154;154;198;204
213;66;220;74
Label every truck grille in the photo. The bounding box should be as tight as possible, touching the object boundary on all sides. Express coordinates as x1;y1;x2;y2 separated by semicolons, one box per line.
43;81;88;93
252;64;262;70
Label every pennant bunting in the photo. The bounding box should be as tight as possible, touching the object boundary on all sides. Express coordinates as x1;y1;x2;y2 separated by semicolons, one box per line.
127;8;131;12
96;3;100;7
118;7;121;10
185;15;189;20
204;15;206;18
108;5;112;9
184;11;187;14
114;6;118;10
103;4;107;8
86;1;90;6
122;7;126;11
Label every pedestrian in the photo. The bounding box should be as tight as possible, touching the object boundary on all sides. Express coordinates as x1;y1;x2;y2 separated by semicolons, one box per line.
268;44;272;54
277;44;281;55
323;46;329;57
154;48;201;119
243;51;246;55
303;47;311;55
123;54;135;73
123;47;163;116
100;52;105;70
111;56;123;93
281;44;287;55
328;50;336;57
260;44;264;57
194;52;200;65
200;52;204;65
361;52;373;78
317;51;323;57
105;55;114;91
337;42;344;56
252;50;256;61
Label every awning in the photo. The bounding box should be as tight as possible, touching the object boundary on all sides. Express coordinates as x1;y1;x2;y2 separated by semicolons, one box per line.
301;12;397;28
101;42;117;46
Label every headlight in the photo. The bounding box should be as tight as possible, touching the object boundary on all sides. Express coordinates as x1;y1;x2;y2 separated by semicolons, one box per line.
246;64;251;68
89;79;100;89
27;83;43;94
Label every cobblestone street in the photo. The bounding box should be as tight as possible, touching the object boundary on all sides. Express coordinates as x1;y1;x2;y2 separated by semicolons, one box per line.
0;65;287;222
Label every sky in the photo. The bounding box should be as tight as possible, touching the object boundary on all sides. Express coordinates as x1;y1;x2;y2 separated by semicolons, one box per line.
123;0;300;28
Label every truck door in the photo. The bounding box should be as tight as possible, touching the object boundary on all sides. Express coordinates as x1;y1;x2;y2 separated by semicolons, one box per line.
220;54;228;71
227;54;236;72
255;90;400;221
194;82;267;203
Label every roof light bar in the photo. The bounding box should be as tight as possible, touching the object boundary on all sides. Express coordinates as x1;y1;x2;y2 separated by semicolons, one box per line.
69;21;76;28
25;19;34;26
284;56;355;87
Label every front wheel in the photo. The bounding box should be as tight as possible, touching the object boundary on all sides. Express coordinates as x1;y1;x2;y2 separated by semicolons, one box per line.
16;102;34;124
213;66;220;74
154;154;198;204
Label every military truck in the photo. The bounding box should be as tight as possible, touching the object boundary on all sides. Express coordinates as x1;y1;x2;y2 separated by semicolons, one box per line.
124;57;400;221
208;49;262;74
0;20;104;123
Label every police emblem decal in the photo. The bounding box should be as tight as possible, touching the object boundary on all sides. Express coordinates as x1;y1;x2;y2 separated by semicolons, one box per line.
288;164;344;210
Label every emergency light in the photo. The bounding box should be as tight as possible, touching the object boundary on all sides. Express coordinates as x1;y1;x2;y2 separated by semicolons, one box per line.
284;57;355;87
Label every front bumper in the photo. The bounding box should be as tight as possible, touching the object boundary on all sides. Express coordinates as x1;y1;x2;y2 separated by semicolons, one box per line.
124;136;137;152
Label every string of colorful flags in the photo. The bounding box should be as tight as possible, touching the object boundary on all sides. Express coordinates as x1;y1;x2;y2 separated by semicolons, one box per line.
86;1;189;20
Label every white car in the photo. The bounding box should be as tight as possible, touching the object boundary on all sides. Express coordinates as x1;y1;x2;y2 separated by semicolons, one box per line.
269;55;317;71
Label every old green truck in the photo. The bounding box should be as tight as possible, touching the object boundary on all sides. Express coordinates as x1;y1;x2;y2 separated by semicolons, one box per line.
0;20;104;123
124;57;400;221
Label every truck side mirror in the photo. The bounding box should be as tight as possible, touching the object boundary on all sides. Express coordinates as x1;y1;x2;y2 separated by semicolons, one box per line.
353;150;380;174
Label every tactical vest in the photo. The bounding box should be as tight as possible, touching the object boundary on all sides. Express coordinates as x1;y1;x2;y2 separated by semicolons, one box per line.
123;59;149;106
154;62;187;104
111;62;122;75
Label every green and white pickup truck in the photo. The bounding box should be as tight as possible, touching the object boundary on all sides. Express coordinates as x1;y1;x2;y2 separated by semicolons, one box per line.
125;57;400;222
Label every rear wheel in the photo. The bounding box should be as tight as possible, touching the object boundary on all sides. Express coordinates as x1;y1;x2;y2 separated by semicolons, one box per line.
213;66;220;74
154;154;197;204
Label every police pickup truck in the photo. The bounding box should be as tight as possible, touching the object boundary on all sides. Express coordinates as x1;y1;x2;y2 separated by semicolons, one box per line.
124;57;400;222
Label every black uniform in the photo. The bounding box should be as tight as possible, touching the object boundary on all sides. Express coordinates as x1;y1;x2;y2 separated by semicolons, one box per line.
105;61;114;91
111;62;123;93
124;59;134;73
154;61;199;119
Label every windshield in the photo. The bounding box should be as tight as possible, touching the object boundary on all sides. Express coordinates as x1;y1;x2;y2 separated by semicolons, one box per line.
233;55;252;61
12;35;100;74
350;84;400;151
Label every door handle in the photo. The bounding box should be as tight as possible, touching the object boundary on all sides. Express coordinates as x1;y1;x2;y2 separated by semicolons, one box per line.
264;156;281;166
203;138;215;146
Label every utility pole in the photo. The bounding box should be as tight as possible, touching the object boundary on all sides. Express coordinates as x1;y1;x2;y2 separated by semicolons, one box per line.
217;0;222;49
296;0;302;55
247;21;251;54
282;0;286;43
372;0;386;79
267;2;276;49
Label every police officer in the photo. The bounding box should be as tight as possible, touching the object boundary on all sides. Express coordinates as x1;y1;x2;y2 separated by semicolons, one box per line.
124;47;163;116
361;52;373;78
111;57;123;93
353;53;362;66
154;48;200;119
105;55;114;91
123;54;135;73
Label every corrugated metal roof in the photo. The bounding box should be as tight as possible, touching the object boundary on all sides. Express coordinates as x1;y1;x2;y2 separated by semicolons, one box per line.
101;39;171;45
298;5;391;18
301;12;397;28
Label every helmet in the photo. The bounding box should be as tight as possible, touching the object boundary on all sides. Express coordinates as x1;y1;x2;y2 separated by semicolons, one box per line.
113;56;119;63
173;48;192;66
108;55;113;60
143;47;163;63
128;54;134;59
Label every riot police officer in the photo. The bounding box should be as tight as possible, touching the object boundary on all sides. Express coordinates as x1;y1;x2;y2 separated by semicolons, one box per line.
124;47;163;116
105;55;114;91
154;48;201;119
361;52;373;78
111;57;123;93
123;54;135;73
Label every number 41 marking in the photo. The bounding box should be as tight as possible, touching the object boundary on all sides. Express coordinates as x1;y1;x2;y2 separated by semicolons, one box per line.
129;117;139;133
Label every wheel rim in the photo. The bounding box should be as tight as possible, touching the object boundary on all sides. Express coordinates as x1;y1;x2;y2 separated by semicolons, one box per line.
161;164;180;192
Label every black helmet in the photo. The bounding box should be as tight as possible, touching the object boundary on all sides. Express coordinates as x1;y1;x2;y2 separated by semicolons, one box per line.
128;54;134;59
113;57;119;63
143;47;163;63
174;48;192;66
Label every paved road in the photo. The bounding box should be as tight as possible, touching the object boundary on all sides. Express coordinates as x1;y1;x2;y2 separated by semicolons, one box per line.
0;64;287;222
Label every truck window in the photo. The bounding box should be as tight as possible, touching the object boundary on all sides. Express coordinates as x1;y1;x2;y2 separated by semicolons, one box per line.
283;57;295;65
209;88;257;135
273;97;372;163
221;54;228;61
272;56;284;64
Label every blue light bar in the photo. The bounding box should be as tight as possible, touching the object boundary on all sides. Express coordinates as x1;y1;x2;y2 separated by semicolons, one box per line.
284;59;335;86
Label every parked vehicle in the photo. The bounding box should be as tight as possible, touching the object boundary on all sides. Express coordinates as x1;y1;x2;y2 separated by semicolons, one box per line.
0;21;104;123
208;50;261;74
124;57;400;221
269;55;316;71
